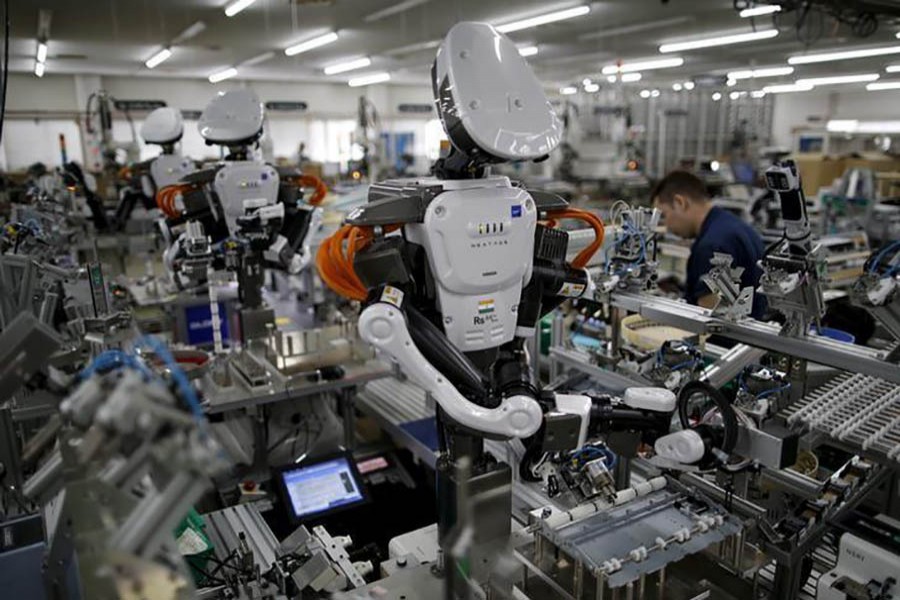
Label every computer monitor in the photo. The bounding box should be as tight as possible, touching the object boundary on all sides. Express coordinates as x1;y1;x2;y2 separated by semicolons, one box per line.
275;453;369;521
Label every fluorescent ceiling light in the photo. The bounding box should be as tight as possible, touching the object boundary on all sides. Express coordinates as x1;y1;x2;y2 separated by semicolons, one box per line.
209;67;238;83
659;29;778;53
36;42;47;63
518;45;538;57
34;61;45;77
241;51;275;67
582;78;592;86
727;66;793;80
225;0;257;17
324;57;372;75
789;45;900;65
606;75;617;83
621;72;642;82
580;16;691;41
684;81;695;90
740;5;781;17
145;47;172;69
729;91;742;100
285;32;338;56
796;73;879;86
639;89;651;98
584;83;599;92
887;65;900;73
365;0;430;22
560;86;577;95
867;81;900;90
601;56;683;75
173;21;206;44
727;79;737;87
673;82;683;91
762;83;813;93
348;72;391;87
712;92;722;100
651;89;660;97
496;5;590;34
384;39;439;56
751;90;766;98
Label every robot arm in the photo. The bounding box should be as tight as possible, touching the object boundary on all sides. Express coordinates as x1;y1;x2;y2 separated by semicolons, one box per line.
765;161;811;256
358;286;543;438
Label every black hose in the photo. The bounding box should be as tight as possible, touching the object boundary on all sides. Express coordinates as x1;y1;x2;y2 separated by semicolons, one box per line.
677;380;739;454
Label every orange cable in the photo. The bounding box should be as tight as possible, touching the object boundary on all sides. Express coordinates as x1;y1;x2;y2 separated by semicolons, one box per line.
285;174;328;206
546;208;606;269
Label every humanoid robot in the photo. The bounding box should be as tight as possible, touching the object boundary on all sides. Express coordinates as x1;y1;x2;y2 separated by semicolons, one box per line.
318;22;711;595
113;106;196;230
158;90;325;339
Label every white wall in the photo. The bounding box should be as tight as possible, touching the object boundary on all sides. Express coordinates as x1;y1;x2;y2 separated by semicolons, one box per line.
771;88;900;149
3;72;438;171
5;73;433;118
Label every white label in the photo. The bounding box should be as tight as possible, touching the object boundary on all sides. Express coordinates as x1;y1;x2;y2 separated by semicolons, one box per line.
558;282;586;298
380;286;404;307
176;527;209;556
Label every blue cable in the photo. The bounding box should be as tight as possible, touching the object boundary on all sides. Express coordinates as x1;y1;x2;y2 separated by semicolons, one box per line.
571;445;618;469
754;383;792;400
135;336;206;426
869;240;900;274
80;349;152;380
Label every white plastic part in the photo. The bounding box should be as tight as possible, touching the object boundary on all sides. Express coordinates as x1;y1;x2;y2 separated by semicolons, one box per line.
358;302;543;438
212;162;280;233
654;429;706;464
542;476;666;529
199;89;265;144
403;180;536;352
623;387;677;412
553;393;592;449
141;107;183;145
150;155;194;188
433;22;562;161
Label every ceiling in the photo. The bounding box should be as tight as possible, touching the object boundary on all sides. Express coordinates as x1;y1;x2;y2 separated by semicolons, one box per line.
9;0;900;93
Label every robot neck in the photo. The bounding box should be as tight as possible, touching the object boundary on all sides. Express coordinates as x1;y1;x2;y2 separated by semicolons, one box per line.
225;145;252;161
431;146;486;180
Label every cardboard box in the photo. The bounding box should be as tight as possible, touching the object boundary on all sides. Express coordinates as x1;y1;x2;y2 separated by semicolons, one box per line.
791;154;846;196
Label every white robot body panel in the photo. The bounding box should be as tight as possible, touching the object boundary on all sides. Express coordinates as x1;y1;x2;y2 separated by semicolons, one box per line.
141;107;183;145
404;184;536;352
150;154;194;189
818;530;900;600
212;162;280;233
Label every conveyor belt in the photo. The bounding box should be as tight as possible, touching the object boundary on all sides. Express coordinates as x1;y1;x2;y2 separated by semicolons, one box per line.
783;372;900;463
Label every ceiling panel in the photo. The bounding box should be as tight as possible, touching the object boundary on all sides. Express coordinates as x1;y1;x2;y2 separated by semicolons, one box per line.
9;0;900;92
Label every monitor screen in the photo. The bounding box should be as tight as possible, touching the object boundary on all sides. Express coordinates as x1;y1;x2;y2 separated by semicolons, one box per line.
280;456;366;520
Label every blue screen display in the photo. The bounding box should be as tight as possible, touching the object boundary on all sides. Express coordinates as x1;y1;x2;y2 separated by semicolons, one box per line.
184;302;229;346
282;457;365;519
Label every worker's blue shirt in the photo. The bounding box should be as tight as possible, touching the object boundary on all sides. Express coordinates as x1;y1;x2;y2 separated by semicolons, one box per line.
686;206;767;319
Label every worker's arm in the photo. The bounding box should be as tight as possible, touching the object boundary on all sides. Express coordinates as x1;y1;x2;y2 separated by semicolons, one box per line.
697;293;718;310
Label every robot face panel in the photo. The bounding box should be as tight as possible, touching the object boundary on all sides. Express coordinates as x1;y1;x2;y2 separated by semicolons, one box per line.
433;22;562;163
141;107;183;145
199;89;265;145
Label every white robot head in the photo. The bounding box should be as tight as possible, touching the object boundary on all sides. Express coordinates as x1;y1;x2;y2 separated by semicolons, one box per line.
140;107;183;146
198;89;265;146
432;22;562;164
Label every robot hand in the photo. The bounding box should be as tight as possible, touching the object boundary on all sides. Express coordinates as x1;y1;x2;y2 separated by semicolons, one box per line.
358;287;543;439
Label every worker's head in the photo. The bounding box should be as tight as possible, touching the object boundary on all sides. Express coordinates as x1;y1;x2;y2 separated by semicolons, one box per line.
651;171;711;239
